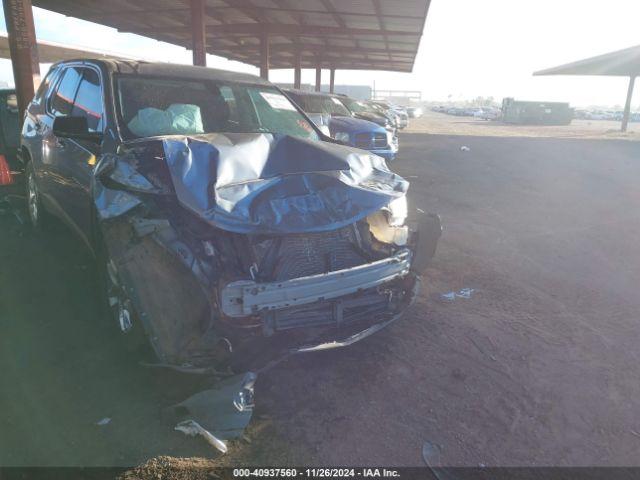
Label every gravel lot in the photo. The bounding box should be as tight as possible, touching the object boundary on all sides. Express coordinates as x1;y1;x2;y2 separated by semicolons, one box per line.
2;128;640;468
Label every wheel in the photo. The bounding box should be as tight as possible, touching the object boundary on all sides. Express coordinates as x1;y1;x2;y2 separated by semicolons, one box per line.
96;235;151;356
25;161;50;230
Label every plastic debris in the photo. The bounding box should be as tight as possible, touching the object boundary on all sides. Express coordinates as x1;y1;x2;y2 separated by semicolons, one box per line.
175;419;228;454
95;417;111;426
457;288;475;298
168;371;256;455
441;292;456;301
422;440;442;467
441;288;475;301
422;441;456;480
460;146;471;152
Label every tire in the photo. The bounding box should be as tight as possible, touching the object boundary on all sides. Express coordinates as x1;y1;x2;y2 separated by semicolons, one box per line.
25;160;51;231
95;234;151;356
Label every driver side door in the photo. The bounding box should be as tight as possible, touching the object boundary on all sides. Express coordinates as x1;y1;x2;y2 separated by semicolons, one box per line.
46;65;105;245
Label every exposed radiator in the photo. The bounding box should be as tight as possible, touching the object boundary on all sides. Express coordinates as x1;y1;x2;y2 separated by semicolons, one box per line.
251;226;368;282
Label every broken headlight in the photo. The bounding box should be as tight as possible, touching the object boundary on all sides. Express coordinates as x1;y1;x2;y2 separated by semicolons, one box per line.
387;195;408;226
366;195;409;246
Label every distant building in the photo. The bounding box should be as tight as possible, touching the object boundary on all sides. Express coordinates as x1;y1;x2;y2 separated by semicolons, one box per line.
372;89;422;105
502;98;573;125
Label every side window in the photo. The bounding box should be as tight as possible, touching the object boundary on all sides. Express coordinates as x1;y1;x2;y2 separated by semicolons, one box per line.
71;69;104;132
33;67;59;105
50;67;82;117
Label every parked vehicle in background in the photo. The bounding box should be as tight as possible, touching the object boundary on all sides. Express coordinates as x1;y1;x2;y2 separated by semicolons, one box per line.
390;105;409;128
369;100;407;129
20;59;440;369
357;100;398;129
473;106;501;120
446;107;466;116
284;89;398;161
0;89;22;192
407;106;423;118
338;96;399;136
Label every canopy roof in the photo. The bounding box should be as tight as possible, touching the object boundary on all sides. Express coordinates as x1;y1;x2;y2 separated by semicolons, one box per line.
32;0;431;72
534;44;640;77
0;32;136;63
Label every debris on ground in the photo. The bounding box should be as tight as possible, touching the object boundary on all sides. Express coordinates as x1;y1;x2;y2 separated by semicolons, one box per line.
460;146;471;152
422;441;457;480
95;417;111;426
175;419;228;454
440;288;475;301
168;372;256;455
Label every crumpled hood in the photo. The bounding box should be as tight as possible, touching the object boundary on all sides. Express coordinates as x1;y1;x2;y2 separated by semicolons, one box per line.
161;133;408;235
328;116;386;134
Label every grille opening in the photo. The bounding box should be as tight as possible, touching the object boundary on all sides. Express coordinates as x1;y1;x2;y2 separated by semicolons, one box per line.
251;226;369;282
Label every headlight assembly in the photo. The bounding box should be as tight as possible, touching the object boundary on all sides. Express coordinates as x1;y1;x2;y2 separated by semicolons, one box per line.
333;132;350;143
387;195;408;226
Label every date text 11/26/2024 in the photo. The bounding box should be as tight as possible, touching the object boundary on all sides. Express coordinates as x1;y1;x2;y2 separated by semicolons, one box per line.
233;468;401;478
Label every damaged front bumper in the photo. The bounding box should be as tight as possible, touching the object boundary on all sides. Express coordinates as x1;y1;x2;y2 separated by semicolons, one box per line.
292;275;420;353
221;249;412;317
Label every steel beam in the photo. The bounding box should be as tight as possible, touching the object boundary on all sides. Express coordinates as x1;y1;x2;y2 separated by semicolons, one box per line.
329;68;335;93
621;75;636;132
207;43;414;57
294;49;301;89
130;23;420;37
190;0;206;66
315;66;322;92
2;0;40;117
260;32;269;80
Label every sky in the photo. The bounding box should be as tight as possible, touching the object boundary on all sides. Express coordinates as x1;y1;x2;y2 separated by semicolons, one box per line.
0;0;638;109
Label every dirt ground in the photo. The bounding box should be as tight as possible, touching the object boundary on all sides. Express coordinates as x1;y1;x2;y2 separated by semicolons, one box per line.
408;109;640;140
2;127;640;469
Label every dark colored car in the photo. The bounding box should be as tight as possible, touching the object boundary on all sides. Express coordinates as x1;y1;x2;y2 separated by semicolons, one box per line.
338;95;397;131
20;59;440;370
0;89;22;193
369;100;408;129
283;89;397;161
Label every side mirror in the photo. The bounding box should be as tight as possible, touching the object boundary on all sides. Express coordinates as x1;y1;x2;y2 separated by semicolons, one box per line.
52;116;102;143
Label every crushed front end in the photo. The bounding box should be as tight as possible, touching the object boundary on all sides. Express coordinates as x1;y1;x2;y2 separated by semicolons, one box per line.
93;133;439;369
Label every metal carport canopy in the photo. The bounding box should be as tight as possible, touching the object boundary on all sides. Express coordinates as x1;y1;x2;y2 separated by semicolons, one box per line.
31;0;431;73
0;32;136;63
534;44;640;131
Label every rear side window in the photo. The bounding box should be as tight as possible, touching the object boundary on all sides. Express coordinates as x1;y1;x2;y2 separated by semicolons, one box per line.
71;69;104;132
50;67;82;116
33;67;59;105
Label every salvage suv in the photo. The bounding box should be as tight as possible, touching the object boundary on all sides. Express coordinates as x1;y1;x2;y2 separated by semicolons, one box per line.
20;59;440;370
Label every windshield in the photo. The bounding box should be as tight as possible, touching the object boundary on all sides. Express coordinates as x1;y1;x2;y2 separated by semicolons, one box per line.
115;76;319;141
293;93;351;117
340;97;376;115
